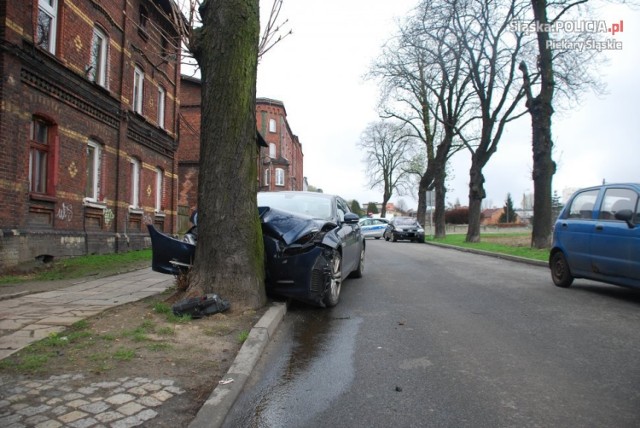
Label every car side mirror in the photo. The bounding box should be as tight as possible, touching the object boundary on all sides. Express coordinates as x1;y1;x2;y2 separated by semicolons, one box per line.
614;209;635;228
343;213;359;224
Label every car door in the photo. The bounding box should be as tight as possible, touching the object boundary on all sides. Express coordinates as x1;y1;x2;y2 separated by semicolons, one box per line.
590;187;640;281
555;188;600;276
335;198;359;274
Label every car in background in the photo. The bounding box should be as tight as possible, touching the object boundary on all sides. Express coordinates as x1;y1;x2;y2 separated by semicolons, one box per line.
257;191;365;307
358;217;389;239
549;183;640;290
383;216;425;243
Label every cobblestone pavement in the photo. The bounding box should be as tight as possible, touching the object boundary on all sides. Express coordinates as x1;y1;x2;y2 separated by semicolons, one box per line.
0;374;184;428
0;269;179;427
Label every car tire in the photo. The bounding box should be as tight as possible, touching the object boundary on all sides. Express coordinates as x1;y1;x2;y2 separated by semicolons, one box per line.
550;251;574;288
323;251;342;307
349;245;365;278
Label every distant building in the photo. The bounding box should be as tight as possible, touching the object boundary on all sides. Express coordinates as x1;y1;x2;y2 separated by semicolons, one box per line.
256;98;304;192
176;81;304;229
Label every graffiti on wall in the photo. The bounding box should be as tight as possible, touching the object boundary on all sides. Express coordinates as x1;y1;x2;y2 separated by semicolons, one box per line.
104;208;114;226
57;202;73;222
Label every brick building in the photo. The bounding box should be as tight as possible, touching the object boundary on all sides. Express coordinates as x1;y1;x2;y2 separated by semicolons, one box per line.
256;98;304;192
177;79;304;225
0;0;183;271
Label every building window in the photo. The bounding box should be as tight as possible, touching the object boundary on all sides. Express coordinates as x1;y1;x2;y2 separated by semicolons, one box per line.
29;117;55;195
130;158;141;209
275;168;285;187
264;169;270;186
155;168;163;212
133;66;144;114
157;86;165;129
85;140;102;202
139;6;148;29
89;27;108;88
269;143;276;158
37;0;57;54
269;118;277;133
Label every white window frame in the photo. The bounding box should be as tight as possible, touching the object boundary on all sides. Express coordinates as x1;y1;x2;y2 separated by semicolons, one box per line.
130;158;141;209
85;140;102;202
155;167;163;212
269;118;277;133
264;169;270;186
133;66;144;114
90;27;108;88
269;143;276;159
157;86;166;129
37;0;57;54
275;168;285;187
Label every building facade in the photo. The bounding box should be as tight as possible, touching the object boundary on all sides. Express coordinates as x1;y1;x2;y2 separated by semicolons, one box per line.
176;80;304;226
256;98;304;192
0;0;182;271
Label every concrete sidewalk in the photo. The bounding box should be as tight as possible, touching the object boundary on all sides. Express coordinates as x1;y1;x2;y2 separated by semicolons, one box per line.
0;268;286;427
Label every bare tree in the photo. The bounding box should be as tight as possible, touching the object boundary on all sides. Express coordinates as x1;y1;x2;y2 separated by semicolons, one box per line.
369;1;473;238
518;0;606;248
359;121;416;218
452;0;531;243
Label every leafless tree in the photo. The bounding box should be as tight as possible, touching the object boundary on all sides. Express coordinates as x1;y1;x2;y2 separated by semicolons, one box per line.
451;0;532;243
359;121;417;218
518;0;607;248
368;1;474;238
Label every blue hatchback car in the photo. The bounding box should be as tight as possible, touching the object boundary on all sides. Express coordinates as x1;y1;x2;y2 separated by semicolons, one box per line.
549;183;640;290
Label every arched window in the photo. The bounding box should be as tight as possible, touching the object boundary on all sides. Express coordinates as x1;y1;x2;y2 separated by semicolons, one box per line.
85;140;102;202
155;167;164;212
28;116;57;196
89;26;109;88
130;157;141;209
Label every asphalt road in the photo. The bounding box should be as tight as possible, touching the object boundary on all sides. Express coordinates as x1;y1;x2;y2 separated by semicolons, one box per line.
224;239;640;428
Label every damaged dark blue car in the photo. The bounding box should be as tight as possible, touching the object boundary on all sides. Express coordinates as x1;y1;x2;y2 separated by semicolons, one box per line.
148;191;365;307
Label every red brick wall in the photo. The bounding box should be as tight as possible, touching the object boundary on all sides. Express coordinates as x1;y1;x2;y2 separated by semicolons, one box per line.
0;0;181;271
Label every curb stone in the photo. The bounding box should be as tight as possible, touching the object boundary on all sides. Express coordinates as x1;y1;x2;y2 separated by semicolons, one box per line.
188;301;287;428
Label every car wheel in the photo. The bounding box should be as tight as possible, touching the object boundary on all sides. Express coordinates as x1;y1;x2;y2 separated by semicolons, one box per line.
349;245;365;278
550;251;573;288
323;251;342;307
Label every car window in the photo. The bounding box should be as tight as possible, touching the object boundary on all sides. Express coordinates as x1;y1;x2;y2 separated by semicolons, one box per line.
360;219;371;226
598;188;638;220
567;190;599;219
258;193;333;220
336;198;348;222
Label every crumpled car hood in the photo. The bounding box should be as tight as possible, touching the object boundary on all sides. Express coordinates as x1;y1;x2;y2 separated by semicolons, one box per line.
259;206;335;246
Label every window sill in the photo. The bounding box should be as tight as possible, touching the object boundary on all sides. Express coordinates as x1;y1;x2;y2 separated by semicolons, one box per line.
30;193;57;203
129;207;143;215
154;211;166;217
83;199;106;210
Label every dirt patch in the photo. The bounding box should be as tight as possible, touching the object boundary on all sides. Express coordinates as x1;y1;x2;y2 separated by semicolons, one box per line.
482;234;532;247
0;291;268;426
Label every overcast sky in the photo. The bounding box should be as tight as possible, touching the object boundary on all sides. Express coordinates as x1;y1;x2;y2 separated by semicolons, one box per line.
256;1;639;209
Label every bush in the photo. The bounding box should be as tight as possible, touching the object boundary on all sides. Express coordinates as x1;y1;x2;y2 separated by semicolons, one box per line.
445;207;470;224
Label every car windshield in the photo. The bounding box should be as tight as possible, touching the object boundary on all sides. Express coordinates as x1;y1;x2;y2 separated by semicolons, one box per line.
258;193;333;220
394;217;418;226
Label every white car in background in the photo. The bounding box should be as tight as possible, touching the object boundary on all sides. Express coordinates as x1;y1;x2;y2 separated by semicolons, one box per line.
358;217;389;239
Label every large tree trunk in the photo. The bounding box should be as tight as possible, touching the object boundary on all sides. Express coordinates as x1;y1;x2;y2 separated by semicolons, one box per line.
187;0;266;309
466;162;485;243
416;172;430;227
433;172;447;238
530;0;555;249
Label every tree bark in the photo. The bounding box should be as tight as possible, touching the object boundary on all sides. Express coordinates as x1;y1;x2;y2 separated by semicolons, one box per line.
187;0;266;309
526;0;556;249
466;161;486;243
